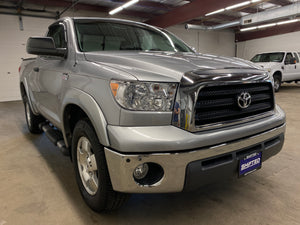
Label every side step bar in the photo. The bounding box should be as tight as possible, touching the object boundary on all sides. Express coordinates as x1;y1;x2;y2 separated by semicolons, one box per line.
39;123;70;156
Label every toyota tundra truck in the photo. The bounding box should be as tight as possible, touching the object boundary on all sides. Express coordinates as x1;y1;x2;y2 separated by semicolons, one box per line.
251;51;300;92
19;17;286;212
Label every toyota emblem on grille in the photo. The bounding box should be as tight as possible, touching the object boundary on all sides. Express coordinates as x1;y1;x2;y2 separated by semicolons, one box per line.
237;92;251;109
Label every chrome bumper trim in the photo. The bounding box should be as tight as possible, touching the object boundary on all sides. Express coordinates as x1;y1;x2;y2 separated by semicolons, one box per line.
104;123;285;193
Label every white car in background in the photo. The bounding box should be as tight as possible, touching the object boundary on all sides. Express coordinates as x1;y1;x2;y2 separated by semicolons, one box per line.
251;51;300;92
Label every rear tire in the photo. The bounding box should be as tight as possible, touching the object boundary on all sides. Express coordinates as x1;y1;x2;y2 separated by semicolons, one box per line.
23;96;44;134
72;119;129;212
273;74;281;92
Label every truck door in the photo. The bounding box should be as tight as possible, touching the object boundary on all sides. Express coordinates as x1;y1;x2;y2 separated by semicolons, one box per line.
34;23;68;127
283;52;297;81
292;52;300;80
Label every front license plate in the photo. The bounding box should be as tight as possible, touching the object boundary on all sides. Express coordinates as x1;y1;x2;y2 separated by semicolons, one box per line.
239;152;262;177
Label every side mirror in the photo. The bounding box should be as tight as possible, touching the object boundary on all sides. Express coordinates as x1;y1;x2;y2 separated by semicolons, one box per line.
26;37;67;57
191;46;197;53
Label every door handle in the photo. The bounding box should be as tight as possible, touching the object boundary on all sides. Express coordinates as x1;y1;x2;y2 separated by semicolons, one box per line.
33;67;39;72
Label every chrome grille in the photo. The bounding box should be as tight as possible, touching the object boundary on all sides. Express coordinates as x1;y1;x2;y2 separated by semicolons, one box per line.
195;83;274;126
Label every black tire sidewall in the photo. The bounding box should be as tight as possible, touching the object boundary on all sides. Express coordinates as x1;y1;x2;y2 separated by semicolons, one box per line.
24;96;43;134
72;120;110;212
273;75;281;92
24;99;32;131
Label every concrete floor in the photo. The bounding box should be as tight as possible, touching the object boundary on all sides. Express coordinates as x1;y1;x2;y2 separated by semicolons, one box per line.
0;84;300;225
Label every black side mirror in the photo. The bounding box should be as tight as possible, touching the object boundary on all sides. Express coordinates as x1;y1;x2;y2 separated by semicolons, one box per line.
26;37;67;57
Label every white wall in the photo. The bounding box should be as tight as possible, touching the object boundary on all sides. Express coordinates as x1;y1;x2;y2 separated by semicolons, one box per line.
237;31;300;60
0;10;235;102
0;15;55;102
167;25;235;57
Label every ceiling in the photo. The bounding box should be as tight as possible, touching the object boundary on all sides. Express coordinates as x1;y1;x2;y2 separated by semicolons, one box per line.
1;0;300;41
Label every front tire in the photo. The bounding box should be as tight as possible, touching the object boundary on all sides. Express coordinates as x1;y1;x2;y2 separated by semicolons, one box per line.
72;119;129;212
23;96;44;134
273;74;281;92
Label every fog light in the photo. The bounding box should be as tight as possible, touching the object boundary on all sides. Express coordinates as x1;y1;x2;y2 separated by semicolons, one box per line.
133;163;149;180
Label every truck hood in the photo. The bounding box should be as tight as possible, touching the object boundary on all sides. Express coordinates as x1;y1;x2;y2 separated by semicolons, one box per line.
253;62;280;69
84;51;263;82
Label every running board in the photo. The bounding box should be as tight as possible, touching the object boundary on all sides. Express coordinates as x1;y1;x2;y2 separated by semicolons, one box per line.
39;123;70;156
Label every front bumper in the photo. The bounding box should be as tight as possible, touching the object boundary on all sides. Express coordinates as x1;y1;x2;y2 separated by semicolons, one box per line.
107;105;285;153
104;122;285;193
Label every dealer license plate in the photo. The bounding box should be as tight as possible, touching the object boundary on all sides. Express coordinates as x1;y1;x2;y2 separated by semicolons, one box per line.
239;152;262;177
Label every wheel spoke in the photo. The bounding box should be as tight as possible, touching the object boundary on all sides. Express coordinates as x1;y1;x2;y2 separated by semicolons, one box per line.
87;154;97;172
81;139;90;153
82;169;90;183
88;175;98;192
78;150;87;166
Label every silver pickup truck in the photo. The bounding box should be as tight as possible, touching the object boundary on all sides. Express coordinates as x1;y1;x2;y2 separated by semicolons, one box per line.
19;17;286;212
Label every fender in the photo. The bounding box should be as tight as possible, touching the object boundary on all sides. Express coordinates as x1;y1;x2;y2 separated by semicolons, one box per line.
269;64;283;78
61;87;110;148
271;68;283;75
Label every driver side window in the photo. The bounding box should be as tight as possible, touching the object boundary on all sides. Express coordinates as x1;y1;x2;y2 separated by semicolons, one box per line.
47;25;66;48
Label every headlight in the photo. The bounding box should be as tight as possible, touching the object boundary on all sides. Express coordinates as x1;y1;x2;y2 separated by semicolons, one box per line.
110;80;178;111
267;68;271;73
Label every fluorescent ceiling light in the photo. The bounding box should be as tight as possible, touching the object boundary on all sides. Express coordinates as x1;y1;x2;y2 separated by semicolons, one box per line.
205;8;225;16
206;0;262;17
109;7;123;15
257;23;276;29
226;1;250;10
123;0;139;8
240;26;257;32
109;0;139;15
277;19;299;25
240;19;300;32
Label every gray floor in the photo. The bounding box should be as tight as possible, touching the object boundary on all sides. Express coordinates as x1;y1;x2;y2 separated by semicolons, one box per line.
0;84;300;225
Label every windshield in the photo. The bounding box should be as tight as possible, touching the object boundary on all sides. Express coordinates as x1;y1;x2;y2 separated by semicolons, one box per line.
251;52;284;63
74;20;193;53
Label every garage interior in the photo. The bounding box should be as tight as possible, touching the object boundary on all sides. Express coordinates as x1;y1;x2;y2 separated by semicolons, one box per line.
0;0;300;224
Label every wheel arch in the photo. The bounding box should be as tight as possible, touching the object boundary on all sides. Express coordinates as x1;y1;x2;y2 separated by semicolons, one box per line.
61;88;110;150
273;71;282;80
